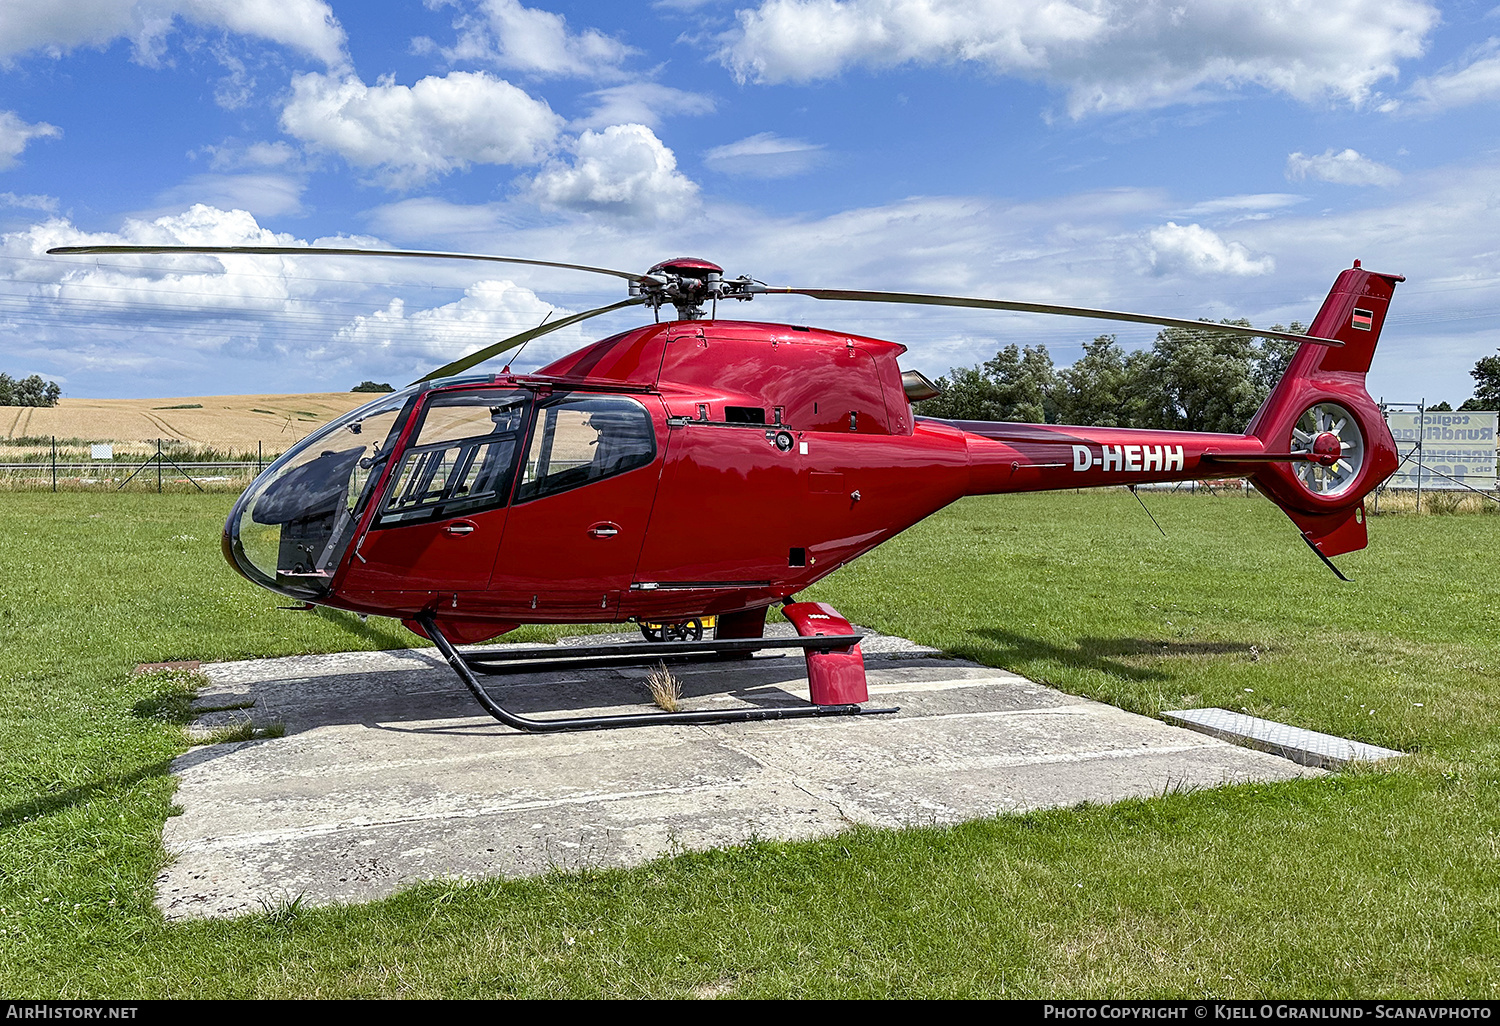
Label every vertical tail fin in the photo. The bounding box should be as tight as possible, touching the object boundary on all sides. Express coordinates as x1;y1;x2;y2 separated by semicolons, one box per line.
1246;262;1404;559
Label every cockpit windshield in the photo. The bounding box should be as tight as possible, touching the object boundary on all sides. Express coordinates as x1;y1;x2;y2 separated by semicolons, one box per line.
224;385;417;599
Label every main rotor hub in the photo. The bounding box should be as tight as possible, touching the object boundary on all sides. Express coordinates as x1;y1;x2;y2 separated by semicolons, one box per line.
632;256;757;321
647;257;723;279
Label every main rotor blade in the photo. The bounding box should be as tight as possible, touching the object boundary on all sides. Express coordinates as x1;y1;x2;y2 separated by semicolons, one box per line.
751;286;1341;347
46;244;649;283
415;296;646;384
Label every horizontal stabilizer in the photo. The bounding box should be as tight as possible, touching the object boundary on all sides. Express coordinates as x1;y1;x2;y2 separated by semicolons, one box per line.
1282;503;1368;558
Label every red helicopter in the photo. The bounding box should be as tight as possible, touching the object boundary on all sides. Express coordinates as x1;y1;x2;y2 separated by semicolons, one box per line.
49;245;1403;731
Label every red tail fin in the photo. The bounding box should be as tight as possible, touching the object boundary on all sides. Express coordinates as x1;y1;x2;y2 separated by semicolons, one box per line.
1246;262;1403;558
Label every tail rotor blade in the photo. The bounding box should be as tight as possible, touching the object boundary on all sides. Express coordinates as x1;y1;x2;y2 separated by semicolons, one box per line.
414;296;646;384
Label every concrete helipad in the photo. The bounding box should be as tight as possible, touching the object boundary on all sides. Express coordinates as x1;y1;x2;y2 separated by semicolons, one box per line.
158;628;1320;919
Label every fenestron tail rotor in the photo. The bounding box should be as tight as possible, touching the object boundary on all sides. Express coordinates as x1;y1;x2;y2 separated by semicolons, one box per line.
46;244;1343;382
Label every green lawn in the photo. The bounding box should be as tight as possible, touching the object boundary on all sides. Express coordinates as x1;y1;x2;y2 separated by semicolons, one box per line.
1;490;1497;997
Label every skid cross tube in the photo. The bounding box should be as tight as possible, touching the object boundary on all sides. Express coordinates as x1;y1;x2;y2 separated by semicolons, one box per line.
417;612;897;732
461;633;866;675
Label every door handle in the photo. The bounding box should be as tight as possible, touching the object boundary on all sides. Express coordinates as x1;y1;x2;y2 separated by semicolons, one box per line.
445;520;477;536
587;522;621;539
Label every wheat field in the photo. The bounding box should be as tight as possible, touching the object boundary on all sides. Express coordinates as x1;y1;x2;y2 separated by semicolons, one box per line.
1;392;376;458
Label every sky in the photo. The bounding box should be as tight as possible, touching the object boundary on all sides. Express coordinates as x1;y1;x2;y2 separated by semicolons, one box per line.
0;0;1498;404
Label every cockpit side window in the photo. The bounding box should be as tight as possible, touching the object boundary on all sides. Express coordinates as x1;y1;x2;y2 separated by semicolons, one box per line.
516;395;656;503
375;391;527;526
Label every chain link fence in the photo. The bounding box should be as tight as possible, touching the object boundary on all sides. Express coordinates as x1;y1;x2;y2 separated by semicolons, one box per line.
0;437;276;492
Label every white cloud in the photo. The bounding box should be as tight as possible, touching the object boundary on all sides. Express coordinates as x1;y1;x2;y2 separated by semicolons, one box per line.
1403;39;1500;112
1175;194;1306;217
0;111;61;170
0;192;58;212
279;71;563;188
0;0;347;68
432;0;634;79
703;132;827;178
363;197;515;243
717;0;1438;115
154;174;306;218
16;155;1500;404
2;204;589;391
573;83;716;130
1146;222;1275;276
336;280;578;371
528;124;699;221
1286;148;1402;187
201;140;300;172
10;207;307;340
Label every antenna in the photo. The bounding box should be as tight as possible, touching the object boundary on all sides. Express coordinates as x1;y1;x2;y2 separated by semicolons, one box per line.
502;311;551;373
1129;484;1167;538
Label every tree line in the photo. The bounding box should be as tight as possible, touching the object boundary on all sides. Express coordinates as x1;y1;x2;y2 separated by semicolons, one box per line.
912;322;1303;432
0;373;61;407
914;322;1499;429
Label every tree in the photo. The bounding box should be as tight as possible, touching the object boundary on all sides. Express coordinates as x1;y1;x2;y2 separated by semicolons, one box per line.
914;344;1057;422
1251;322;1305;398
1132;320;1305;433
914;319;1310;430
352;381;395;393
1429;401;1453;412
1134;322;1261;432
1054;335;1129;427
0;373;62;407
1465;350;1500;409
982;343;1057;423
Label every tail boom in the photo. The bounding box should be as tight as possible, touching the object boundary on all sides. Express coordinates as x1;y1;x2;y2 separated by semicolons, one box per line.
926;262;1403;561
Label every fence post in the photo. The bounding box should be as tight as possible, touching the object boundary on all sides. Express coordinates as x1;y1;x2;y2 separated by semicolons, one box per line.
1415;400;1424;514
51;436;56;493
156;438;162;494
258;440;262;475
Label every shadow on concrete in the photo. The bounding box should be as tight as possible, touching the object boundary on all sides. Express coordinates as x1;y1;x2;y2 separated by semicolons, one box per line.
199;652;947;739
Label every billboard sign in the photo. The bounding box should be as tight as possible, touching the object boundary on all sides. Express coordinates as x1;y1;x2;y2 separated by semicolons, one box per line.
1384;410;1497;491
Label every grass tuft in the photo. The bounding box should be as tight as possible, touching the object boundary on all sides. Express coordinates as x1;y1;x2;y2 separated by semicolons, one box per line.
255;892;308;928
644;661;683;712
189;720;284;746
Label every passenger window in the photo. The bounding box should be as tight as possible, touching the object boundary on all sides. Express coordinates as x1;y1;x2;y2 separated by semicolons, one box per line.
377;392;527;525
516;395;655;502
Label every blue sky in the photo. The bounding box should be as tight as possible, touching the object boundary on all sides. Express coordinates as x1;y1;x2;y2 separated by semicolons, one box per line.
1;0;1498;404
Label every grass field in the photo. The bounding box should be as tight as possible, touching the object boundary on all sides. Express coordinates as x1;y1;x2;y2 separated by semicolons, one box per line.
1;489;1497;998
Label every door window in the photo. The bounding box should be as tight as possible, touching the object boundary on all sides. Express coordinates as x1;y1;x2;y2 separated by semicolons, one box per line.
516;395;656;503
376;391;527;525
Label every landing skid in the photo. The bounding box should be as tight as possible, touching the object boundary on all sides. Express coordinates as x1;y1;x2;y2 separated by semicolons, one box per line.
416;611;898;733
